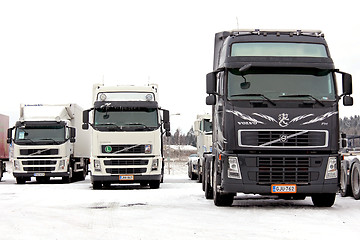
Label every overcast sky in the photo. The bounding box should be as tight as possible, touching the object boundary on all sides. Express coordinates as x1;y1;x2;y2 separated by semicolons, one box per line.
0;0;359;133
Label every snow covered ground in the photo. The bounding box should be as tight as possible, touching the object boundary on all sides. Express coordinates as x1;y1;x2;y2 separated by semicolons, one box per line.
0;161;359;240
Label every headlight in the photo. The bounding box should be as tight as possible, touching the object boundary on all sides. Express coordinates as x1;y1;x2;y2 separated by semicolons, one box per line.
325;157;337;179
228;156;242;179
152;159;158;171
14;160;20;171
94;160;101;171
145;144;152;154
59;160;65;170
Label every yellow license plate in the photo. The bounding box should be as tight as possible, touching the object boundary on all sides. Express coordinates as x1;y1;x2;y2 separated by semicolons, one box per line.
271;184;297;194
119;175;134;181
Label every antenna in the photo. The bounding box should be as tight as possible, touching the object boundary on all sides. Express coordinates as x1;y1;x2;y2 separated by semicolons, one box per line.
236;17;239;29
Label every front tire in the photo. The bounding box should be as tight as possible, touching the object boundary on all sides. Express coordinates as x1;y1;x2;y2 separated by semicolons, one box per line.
149;180;160;189
62;166;73;183
204;159;213;199
16;177;26;184
213;167;233;207
311;193;336;207
351;162;360;199
92;181;102;189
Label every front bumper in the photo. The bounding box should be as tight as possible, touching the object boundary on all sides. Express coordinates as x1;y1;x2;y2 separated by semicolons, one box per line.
220;153;340;195
91;174;161;184
13;171;69;178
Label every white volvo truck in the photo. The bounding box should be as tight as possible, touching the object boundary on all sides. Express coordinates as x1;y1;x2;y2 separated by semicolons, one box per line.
7;104;90;184
192;114;212;184
82;84;170;189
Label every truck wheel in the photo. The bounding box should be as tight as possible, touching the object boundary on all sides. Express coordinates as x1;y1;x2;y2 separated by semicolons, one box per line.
197;159;202;183
149;180;160;189
351;163;360;199
213;169;233;207
202;171;205;191
340;163;352;197
92;181;102;189
62;166;73;183
79;163;88;181
204;160;213;199
160;162;164;183
311;193;336;207
16;177;26;184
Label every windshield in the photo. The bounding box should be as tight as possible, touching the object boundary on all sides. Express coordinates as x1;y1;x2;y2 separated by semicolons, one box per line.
227;68;336;101
94;107;159;131
15;125;66;145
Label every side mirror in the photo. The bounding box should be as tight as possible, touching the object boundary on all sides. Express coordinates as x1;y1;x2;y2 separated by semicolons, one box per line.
165;131;171;137
163;109;170;123
206;72;216;94
164;122;170;132
206;95;216;105
342;73;352;95
7;128;12;144
70;127;76;143
341;139;348;148
82;110;89;130
343;95;353;106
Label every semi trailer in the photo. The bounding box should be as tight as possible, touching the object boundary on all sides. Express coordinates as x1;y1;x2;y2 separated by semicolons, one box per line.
204;29;353;207
7;104;90;184
0;114;9;181
83;84;170;189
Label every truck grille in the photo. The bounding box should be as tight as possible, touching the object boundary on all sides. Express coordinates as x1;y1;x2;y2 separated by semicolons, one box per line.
22;160;57;165
105;168;147;174
20;149;59;155
257;157;310;184
240;130;327;148
23;167;55;172
101;145;145;154
104;160;149;166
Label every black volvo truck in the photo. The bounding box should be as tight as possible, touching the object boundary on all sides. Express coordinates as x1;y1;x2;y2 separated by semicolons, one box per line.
204;29;353;207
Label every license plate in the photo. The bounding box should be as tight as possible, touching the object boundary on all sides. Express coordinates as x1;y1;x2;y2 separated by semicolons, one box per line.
34;173;46;177
271;184;297;193
119;175;134;181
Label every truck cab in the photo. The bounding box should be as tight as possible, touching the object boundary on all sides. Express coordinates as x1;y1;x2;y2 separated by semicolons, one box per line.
193;114;212;183
205;30;353;207
8;104;90;184
83;84;170;189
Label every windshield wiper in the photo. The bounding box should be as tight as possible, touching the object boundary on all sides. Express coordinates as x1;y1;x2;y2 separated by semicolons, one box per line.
231;93;276;106
125;123;153;130
17;138;35;144
38;138;62;144
95;123;122;130
279;94;325;107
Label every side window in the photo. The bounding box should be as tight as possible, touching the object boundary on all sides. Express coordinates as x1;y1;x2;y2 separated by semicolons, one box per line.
217;72;224;96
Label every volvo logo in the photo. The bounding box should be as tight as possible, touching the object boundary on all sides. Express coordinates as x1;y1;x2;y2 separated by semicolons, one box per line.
279;134;288;143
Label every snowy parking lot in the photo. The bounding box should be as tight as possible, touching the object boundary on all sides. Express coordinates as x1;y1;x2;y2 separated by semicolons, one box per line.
0;161;359;240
